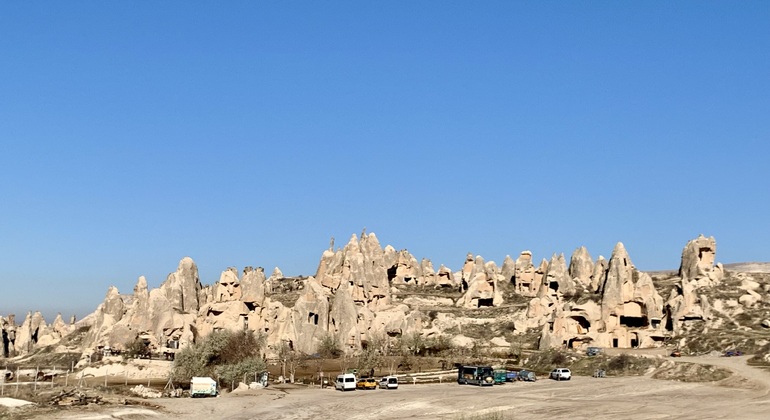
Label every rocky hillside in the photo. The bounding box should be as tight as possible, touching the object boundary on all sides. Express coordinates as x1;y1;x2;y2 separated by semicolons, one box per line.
2;232;768;367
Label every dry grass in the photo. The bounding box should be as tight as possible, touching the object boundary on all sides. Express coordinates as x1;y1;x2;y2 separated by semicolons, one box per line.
652;361;731;382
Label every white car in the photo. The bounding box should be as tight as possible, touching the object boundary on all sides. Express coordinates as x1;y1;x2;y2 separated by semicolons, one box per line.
379;376;398;389
550;368;571;381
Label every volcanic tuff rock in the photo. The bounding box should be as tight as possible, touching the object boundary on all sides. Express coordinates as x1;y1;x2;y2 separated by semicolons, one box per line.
513;251;538;296
591;256;608;293
679;234;724;287
162;256;202;313
569;246;594;288
663;235;725;332
457;256;504;308
543;253;576;296
66;232;430;361
2;312;74;357
3;232;740;362
539;242;668;350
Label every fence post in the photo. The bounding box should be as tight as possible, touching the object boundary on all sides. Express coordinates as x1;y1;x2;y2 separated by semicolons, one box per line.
15;367;19;397
105;367;108;387
34;366;38;392
52;365;56;389
1;365;5;396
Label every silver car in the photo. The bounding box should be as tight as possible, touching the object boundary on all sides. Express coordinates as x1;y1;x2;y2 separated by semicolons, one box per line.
378;376;398;389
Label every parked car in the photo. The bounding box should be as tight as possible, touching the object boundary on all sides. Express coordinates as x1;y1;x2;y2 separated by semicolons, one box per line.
586;347;602;357
516;369;537;382
550;368;571;381
335;373;357;391
356;377;377;390
670;350;682;357
723;350;743;357
378;376;398;389
505;371;518;382
493;369;508;385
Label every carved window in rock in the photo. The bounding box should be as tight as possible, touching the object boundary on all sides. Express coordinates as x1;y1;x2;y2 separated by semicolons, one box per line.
571;316;591;334
477;298;494;308
308;312;319;325
548;280;559;292
630;332;639;348
387;266;397;282
619;316;648;328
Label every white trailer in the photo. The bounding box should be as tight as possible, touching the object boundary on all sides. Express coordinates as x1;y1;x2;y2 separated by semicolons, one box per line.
190;376;218;397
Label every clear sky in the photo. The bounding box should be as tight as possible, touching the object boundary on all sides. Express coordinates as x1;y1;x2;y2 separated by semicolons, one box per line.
1;1;768;320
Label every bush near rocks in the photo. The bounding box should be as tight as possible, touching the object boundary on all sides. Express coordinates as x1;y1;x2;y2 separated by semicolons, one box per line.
525;350;661;377
171;330;266;385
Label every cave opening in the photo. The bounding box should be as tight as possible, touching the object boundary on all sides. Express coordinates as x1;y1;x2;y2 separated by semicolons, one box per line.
387;266;398;282
620;316;648;328
1;330;8;358
477;298;494;308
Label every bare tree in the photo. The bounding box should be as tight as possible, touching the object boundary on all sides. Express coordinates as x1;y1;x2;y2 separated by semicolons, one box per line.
277;341;306;383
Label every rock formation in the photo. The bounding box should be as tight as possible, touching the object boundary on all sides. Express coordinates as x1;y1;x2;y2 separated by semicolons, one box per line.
456;255;504;308
2;231;748;364
569;246;594;288
679;235;724;287
539;242;667;350
543;253;576;296
513;251;538;296
665;235;723;332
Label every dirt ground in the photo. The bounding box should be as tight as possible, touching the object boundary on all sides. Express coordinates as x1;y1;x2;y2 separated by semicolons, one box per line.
8;355;770;420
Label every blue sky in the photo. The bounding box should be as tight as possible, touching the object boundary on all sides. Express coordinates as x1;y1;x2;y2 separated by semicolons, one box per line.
1;1;768;320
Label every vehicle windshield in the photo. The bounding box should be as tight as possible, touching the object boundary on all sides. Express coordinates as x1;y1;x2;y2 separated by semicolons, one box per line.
481;367;493;375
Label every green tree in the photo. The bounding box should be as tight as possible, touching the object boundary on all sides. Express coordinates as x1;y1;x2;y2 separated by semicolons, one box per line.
171;329;267;385
317;333;341;359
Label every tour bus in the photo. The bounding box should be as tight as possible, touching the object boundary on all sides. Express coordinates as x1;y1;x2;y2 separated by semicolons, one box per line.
457;365;495;386
335;373;357;391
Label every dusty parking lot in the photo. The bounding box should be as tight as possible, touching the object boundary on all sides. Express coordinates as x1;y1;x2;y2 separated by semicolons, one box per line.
17;356;770;420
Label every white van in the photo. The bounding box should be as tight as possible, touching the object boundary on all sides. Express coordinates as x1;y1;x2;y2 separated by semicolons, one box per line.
335;373;357;391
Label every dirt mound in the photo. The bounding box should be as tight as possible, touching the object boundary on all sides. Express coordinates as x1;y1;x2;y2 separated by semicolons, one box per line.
652;360;731;383
722;262;770;273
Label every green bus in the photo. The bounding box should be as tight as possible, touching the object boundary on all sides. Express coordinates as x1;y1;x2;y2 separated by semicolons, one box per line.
457;365;495;386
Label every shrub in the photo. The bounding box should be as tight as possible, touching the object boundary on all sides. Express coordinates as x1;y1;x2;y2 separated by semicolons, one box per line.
124;337;151;360
424;335;455;356
318;334;342;358
171;329;266;384
215;357;266;385
550;350;569;365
